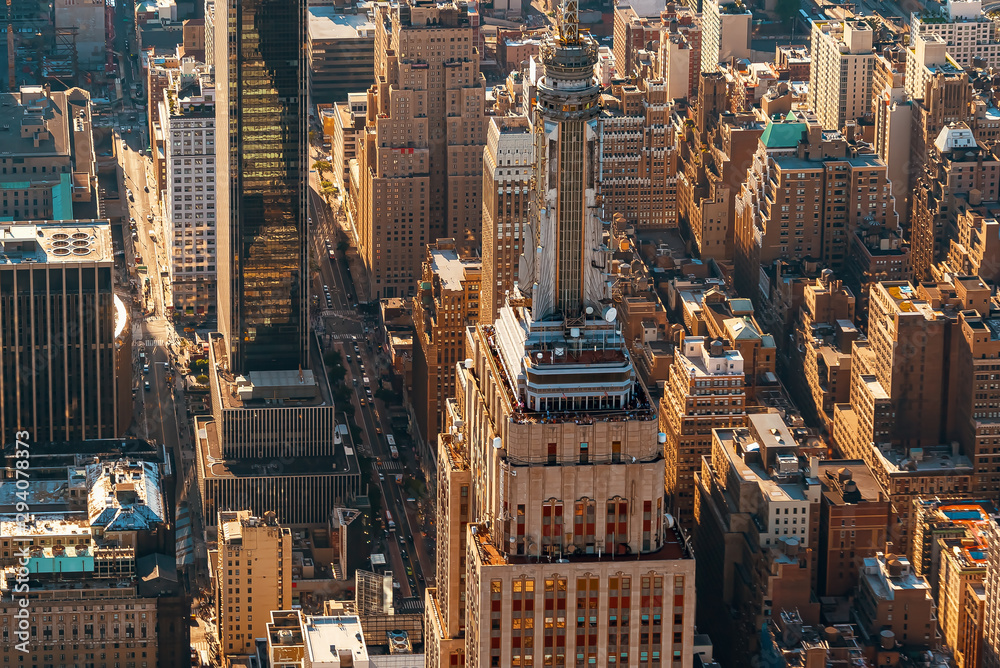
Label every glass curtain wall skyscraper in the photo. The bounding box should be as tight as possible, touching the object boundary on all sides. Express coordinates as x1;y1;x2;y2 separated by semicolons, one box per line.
215;0;308;373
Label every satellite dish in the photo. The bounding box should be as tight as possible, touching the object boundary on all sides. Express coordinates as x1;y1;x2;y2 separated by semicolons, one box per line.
602;306;617;323
536;352;544;359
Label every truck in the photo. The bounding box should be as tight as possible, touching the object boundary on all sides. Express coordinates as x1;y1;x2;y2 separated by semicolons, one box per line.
389;445;399;459
395;474;403;484
385;511;395;531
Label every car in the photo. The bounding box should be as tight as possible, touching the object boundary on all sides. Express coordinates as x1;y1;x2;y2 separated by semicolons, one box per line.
352;378;358;386
378;472;385;481
375;426;382;435
405;566;413;576
143;186;149;192
142;364;149;375
417;573;425;583
354;345;360;353
146;213;153;221
400;549;407;559
359;398;366;406
322;284;329;292
144;381;150;391
409;578;417;590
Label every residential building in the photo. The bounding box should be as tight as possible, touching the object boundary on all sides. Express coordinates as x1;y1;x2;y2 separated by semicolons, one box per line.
911;0;1000;70
856;553;939;649
612;4;662;80
307;5;376;105
0;220;131;443
424;14;697;667
598;80;678;230
911;123;1000;279
331;93;367;192
698;288;777;400
0;85;96;222
693;414;822;664
215;0;309;373
815;461;889;597
354;0;488;300
481;115;532;324
412;239;482;444
676;80;764;261
215;511;292;661
159;67;217;320
734;112;896;298
661;336;746;526
808;20;875;131
941;201;1000;285
904;32;963;104
180;18;206;61
657;3;701;99
700;0;750;73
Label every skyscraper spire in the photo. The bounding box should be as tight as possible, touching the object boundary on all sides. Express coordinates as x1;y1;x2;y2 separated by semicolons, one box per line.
519;8;606;324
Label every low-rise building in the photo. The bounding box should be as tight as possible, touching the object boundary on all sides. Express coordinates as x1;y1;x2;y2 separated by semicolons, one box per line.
856;553;939;649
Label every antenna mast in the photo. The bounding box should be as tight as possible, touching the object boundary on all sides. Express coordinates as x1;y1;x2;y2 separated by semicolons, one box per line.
558;0;580;45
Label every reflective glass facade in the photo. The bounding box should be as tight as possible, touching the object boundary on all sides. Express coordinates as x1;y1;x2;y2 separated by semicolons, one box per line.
217;0;308;372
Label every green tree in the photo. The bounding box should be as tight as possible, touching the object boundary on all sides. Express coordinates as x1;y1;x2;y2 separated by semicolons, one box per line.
195;374;209;385
312;159;333;176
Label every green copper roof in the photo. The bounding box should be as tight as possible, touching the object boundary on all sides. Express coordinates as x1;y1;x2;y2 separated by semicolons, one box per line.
761;121;807;149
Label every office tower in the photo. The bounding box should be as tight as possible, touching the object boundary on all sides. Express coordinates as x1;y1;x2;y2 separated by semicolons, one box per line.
661;336;745;526
0;220;131;443
412;239;482;444
160;67;217;320
808;20;874;130
700;0;750;74
0;85;96;221
911;123;1000;279
307;5;376;105
911;0;1000;69
872;47;911;221
424;7;697;666
215;510;292;660
598;79;678;230
734;111;895;296
693;414;822;664
355;0;487;301
481;115;532;324
982;520;1000;668
215;0;308;373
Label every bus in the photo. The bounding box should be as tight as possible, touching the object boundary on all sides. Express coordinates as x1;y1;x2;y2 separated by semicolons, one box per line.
385;511;395;532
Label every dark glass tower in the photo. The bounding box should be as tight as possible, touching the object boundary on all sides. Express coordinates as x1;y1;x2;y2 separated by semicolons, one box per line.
215;0;308;373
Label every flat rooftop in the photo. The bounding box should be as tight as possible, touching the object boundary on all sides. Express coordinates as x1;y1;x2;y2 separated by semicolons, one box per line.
0;87;72;158
1;515;92;538
195;417;358;478
0;220;113;264
428;247;479;292
303;616;369;664
308;7;376;41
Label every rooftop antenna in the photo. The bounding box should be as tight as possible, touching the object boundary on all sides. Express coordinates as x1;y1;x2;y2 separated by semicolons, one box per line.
558;0;580;46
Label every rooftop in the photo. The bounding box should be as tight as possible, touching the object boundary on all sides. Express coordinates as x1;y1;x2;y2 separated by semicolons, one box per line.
428;247;480;292
862;553;932;599
86;460;165;533
308;6;376;41
0;220;113;264
303;615;370;665
0;515;92;539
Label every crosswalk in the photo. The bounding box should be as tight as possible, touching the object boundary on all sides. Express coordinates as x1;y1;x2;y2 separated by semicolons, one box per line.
395;598;425;614
320;309;358;319
376;460;405;472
